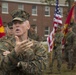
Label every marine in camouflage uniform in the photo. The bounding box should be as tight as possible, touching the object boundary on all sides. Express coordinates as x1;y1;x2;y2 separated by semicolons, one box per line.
7;22;14;37
0;10;48;75
28;26;39;41
0;38;47;75
7;21;15;44
28;31;39;41
50;25;63;73
0;21;15;48
64;22;76;70
0;21;14;39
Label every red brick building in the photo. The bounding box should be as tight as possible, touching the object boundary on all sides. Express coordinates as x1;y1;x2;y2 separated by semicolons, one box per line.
0;0;68;40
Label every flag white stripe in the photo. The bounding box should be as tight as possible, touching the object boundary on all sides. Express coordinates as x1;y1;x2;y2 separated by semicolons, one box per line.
54;19;62;24
47;0;62;52
55;14;62;18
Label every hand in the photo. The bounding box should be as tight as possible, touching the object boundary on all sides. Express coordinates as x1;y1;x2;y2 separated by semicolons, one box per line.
15;36;33;55
3;51;10;56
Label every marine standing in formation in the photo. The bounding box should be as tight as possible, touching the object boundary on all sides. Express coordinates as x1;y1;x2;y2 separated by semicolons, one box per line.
50;25;64;74
28;25;39;41
64;22;76;70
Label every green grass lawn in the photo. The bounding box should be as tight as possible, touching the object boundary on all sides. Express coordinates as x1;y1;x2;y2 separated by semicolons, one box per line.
42;44;76;75
43;61;76;75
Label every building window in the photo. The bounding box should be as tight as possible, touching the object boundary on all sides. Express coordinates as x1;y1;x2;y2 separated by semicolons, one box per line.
18;4;24;10
2;3;8;14
60;7;63;17
32;5;37;16
45;6;50;17
44;26;50;37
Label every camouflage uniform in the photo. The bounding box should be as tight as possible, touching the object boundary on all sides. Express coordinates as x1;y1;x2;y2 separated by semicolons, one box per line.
6;21;15;45
28;31;39;41
64;25;76;70
0;38;48;75
0;21;14;46
0;9;48;75
50;26;63;73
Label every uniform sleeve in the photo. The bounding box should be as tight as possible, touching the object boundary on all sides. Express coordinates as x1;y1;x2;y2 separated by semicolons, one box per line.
0;50;19;71
17;42;48;75
0;40;19;71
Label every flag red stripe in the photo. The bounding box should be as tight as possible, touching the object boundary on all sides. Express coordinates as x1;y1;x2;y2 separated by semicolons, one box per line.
53;22;62;26
54;16;62;20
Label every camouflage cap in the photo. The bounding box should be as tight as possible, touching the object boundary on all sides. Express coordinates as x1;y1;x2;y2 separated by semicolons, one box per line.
7;22;13;29
68;22;74;28
11;10;30;22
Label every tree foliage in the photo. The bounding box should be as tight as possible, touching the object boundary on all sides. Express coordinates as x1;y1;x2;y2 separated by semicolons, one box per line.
65;0;74;11
43;0;74;11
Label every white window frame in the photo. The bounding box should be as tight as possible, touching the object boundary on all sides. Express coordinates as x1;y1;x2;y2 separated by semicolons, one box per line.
18;4;24;10
59;7;63;17
45;6;50;17
32;5;37;16
2;3;8;14
44;26;50;37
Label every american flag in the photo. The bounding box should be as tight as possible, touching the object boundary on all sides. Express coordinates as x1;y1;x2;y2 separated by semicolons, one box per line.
47;0;62;52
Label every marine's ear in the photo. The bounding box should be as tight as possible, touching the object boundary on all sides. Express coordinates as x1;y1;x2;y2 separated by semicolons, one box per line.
25;20;30;30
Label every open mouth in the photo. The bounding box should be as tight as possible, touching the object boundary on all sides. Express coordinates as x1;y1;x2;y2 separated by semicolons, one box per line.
16;29;20;31
15;29;20;32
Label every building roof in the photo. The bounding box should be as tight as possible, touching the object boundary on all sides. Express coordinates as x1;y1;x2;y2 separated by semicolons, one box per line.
1;0;68;6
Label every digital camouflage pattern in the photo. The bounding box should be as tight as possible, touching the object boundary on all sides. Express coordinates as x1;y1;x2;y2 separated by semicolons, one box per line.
64;31;76;69
0;38;48;75
0;9;48;75
11;9;30;22
28;31;39;41
50;30;64;73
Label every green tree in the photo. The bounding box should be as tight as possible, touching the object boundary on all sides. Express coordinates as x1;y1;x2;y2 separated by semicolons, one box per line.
44;0;74;11
65;0;74;11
